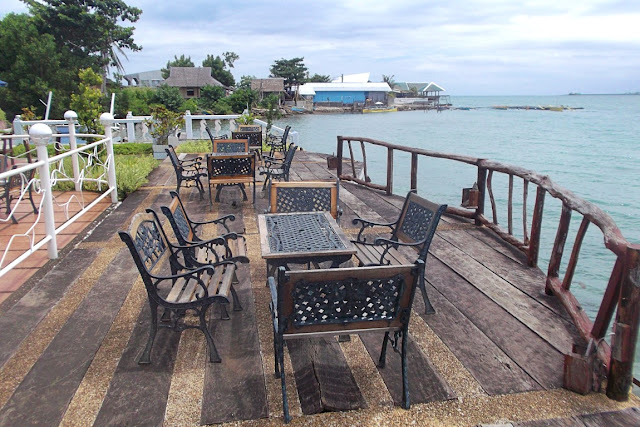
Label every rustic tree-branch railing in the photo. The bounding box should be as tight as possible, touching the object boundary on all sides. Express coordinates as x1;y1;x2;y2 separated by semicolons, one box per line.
336;135;639;399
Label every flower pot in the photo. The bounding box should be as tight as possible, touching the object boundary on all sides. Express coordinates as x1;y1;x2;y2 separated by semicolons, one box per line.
152;144;168;159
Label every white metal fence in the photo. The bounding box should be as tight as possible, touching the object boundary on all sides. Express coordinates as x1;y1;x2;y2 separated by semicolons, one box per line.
0;112;118;278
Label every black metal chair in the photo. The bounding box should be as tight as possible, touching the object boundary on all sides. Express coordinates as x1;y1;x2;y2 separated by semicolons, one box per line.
160;190;249;266
165;145;206;199
258;143;296;191
266;125;291;157
266;178;342;222
351;191;447;314
269;262;422;422
118;209;242;364
204;126;228;144
1;140;38;224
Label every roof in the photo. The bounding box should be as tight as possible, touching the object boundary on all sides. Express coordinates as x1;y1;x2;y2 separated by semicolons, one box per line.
331;72;370;83
393;82;446;92
164;67;224;88
251;78;285;92
299;82;392;94
123;70;164;81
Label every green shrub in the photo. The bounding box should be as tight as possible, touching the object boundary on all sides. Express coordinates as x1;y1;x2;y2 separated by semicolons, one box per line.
113;142;152;155
115;154;159;199
176;139;211;153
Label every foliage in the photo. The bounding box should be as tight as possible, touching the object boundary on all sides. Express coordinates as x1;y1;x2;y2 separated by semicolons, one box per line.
21;106;39;121
236;112;256;125
70;68;105;134
270;57;308;90
115;154;158;199
113;87;154;116
176;139;211;154
0;13;77;118
212;99;233;115
151;84;184;112
113;142;152;155
306;73;331;83
225;88;257;114
145;105;184;145
260;94;282;134
199;85;226;110
161;54;194;79
182;98;199;113
382;74;395;88
202;54;235;87
0;107;6;123
24;0;142;93
237;75;256;90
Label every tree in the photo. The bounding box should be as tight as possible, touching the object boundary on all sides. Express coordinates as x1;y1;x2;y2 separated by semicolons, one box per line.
269;57;307;91
382;74;395;88
0;13;77;118
202;54;235;87
199;85;226;111
223;52;238;68
161;54;194;79
306;73;331;83
237;75;256;90
151;84;184;112
23;0;142;93
70;68;105;134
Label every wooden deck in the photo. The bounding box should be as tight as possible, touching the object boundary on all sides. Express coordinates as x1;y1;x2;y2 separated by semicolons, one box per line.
0;150;638;426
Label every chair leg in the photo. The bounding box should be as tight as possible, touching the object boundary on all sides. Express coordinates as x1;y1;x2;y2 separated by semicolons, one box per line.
277;336;291;423
138;300;159;365
401;328;410;409
419;271;436;314
200;304;221;363
208;182;213;211
378;331;390;368
196;176;205;200
230;283;243;311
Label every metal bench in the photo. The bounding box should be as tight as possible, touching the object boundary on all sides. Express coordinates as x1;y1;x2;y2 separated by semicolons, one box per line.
268;261;423;423
351;191;447;314
165;144;206;200
160;190;249;266
266;178;342;221
118;210;242;364
265;125;291;157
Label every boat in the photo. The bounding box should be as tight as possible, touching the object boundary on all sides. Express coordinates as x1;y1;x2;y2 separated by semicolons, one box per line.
362;106;398;113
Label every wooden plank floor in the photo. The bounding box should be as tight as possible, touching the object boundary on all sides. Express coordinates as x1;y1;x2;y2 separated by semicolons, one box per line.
0;150;638;426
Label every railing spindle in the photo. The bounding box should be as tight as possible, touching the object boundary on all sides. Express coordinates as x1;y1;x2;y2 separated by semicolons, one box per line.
523;180;529;245
386;147;393;195
487;170;498;225
546;203;572;294
529;186;546;268
562;217;590;291
411;152;418;192
508;174;514;235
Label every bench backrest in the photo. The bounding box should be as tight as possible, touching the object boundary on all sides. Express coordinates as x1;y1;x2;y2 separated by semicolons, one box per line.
160;191;195;246
231;131;262;150
267;179;340;220
165;145;183;170
275;262;422;336
213;138;249;153
393;191;447;260
280;143;297;178
204;126;228;143
119;212;171;291
206;152;256;180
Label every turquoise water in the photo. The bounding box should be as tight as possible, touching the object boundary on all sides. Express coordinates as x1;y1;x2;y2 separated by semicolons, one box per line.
275;94;640;383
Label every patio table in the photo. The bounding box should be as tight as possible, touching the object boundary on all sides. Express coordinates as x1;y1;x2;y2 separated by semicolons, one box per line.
258;212;356;276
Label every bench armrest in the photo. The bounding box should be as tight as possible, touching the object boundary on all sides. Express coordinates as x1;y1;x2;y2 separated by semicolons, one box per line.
180;156;202;166
190;213;236;234
351;217;397;243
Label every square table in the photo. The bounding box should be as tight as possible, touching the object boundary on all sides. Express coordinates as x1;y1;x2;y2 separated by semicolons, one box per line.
258;212;356;275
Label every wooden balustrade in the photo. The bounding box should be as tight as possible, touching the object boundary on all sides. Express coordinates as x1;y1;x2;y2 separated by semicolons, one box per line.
336;135;638;399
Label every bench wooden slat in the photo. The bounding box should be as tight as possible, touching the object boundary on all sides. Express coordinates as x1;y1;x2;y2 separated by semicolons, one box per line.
166;278;188;303
217;265;236;299
176;277;201;304
207;265;226;297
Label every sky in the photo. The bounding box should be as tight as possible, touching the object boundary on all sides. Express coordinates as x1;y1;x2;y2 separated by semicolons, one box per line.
2;0;639;95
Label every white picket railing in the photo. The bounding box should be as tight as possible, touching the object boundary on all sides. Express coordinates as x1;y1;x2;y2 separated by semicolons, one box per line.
0;112;118;278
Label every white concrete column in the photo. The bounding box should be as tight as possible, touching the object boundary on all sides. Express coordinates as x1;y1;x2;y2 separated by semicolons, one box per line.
64;110;81;191
100;113;119;202
184;110;193;139
126;111;136;142
29;123;58;259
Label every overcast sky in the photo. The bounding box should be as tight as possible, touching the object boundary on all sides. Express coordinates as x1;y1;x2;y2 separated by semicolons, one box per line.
2;0;639;95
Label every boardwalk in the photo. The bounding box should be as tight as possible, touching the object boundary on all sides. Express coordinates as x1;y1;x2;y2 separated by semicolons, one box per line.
0;150;638;426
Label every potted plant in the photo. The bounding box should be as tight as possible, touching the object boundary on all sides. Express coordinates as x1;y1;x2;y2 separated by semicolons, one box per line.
145;105;184;159
235;112;260;132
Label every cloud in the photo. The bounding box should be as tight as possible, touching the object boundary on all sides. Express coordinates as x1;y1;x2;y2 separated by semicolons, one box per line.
2;0;639;94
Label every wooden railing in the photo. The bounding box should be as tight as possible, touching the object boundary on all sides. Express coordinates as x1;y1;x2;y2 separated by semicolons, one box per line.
336;135;639;400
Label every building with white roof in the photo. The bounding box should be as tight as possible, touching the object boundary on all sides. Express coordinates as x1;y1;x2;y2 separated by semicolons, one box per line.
298;79;392;106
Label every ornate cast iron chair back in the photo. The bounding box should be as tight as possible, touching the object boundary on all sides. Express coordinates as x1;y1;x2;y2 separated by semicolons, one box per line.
213;139;249;153
267;178;342;221
165;145;206;200
268;261;422;422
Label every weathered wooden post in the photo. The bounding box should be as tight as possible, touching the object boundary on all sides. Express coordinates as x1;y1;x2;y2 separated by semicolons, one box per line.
546;203;572;294
475;161;487;226
336;137;343;179
606;244;640;401
529;186;546;268
30;123;57;259
410;152;418;192
386;146;393;195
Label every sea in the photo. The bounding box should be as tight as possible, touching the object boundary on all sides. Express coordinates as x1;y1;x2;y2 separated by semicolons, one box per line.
273;94;640;385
